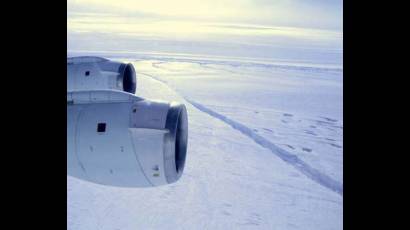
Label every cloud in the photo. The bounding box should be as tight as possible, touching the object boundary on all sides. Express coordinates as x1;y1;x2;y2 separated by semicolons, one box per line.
67;0;342;64
67;0;342;30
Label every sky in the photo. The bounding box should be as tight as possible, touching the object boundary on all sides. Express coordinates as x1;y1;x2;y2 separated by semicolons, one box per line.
67;0;343;65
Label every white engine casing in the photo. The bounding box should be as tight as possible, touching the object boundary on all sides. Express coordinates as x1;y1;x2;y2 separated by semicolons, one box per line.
67;57;188;187
67;56;137;94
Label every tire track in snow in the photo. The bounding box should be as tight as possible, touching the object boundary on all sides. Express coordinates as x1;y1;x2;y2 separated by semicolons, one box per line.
139;72;343;196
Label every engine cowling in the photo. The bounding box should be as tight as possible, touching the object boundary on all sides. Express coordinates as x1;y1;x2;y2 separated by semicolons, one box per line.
67;58;188;187
67;56;137;94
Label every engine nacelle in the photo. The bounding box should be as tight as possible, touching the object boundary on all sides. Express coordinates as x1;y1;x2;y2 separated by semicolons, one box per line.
67;56;137;94
67;57;188;187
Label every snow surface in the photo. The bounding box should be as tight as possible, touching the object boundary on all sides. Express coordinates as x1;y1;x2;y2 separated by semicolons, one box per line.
67;53;343;230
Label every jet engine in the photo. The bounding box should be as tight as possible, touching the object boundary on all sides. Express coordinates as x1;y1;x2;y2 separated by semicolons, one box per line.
67;57;188;187
67;56;137;93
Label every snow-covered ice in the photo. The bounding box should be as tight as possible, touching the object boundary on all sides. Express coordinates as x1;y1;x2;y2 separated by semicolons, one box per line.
67;53;343;229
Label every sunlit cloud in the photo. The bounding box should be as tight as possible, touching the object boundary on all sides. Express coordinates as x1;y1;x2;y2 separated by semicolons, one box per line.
68;0;342;30
67;0;342;65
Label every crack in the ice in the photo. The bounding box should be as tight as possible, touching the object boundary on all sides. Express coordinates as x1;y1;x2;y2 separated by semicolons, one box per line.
186;100;343;196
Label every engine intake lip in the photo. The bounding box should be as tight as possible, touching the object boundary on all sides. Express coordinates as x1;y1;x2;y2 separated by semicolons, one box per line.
119;63;137;94
163;102;188;183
